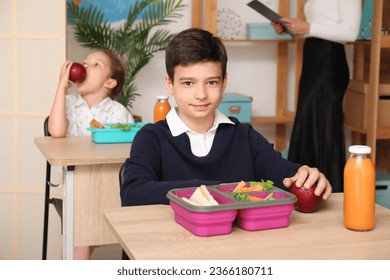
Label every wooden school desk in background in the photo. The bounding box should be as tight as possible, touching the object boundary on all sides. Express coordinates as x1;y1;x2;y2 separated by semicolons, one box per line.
35;136;130;259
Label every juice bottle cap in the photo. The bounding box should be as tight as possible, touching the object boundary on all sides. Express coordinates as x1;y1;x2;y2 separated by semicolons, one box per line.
156;95;169;100
348;145;371;154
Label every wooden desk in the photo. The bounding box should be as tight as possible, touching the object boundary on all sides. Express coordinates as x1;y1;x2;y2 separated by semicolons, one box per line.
35;136;130;259
104;194;390;260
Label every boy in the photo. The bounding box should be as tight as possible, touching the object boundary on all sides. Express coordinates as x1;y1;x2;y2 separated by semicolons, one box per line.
121;28;332;207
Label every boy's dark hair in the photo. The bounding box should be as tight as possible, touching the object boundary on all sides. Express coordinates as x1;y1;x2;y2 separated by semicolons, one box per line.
165;28;228;82
98;48;125;99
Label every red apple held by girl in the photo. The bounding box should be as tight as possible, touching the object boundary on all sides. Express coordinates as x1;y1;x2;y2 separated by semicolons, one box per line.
290;182;322;213
69;62;86;82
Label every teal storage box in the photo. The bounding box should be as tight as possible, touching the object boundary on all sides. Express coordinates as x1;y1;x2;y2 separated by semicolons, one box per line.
358;0;373;40
87;122;148;143
218;93;252;123
246;23;291;40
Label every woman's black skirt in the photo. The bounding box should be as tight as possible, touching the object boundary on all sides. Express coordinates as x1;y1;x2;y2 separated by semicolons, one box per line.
287;37;349;192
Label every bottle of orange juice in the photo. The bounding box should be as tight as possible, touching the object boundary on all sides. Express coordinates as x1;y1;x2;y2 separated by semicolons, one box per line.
344;145;375;231
153;95;171;123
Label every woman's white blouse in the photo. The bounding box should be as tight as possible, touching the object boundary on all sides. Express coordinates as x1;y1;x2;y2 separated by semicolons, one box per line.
305;0;362;43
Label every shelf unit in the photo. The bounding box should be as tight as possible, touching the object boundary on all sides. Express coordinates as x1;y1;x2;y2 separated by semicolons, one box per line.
344;0;390;171
191;0;306;151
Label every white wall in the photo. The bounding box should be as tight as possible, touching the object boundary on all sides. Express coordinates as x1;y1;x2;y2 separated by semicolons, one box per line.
0;0;65;260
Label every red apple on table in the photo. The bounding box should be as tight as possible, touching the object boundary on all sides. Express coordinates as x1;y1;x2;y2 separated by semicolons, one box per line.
69;62;86;82
290;182;322;213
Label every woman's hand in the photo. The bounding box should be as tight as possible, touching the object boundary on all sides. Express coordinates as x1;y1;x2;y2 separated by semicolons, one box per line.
271;21;286;35
283;165;332;200
279;18;310;36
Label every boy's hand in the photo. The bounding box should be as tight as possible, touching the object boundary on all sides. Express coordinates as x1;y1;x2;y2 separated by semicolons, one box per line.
283;165;332;200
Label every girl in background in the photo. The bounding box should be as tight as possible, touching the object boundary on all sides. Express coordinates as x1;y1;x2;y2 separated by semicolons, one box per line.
49;48;133;137
48;48;134;259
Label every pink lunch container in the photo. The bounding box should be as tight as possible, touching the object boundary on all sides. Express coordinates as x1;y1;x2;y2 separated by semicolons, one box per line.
167;183;297;236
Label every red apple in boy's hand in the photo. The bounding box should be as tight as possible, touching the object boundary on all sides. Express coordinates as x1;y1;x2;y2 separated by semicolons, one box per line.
290;182;323;213
69;62;86;82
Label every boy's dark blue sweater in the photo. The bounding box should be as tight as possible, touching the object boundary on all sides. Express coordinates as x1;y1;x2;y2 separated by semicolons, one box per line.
121;118;301;206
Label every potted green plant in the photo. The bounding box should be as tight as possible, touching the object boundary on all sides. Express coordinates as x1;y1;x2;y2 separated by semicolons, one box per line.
67;0;185;116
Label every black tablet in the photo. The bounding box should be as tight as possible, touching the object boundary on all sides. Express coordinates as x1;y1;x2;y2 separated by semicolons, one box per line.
247;0;294;38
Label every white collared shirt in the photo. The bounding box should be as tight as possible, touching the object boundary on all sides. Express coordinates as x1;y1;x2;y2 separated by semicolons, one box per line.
166;108;234;157
65;93;134;136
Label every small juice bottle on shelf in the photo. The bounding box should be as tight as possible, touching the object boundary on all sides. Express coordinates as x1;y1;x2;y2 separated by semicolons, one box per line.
153;95;171;123
344;145;375;231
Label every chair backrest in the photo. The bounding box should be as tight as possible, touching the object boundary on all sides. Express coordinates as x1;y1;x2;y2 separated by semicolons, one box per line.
119;163;125;187
119;163;126;209
44;116;51;137
118;162;130;259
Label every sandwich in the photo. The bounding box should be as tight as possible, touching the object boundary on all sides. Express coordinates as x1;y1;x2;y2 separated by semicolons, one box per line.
89;118;105;129
182;185;219;206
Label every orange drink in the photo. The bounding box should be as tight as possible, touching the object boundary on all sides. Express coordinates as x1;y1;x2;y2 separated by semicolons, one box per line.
154;95;171;123
344;145;375;231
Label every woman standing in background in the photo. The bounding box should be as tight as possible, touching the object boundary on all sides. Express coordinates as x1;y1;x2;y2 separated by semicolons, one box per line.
273;0;362;192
